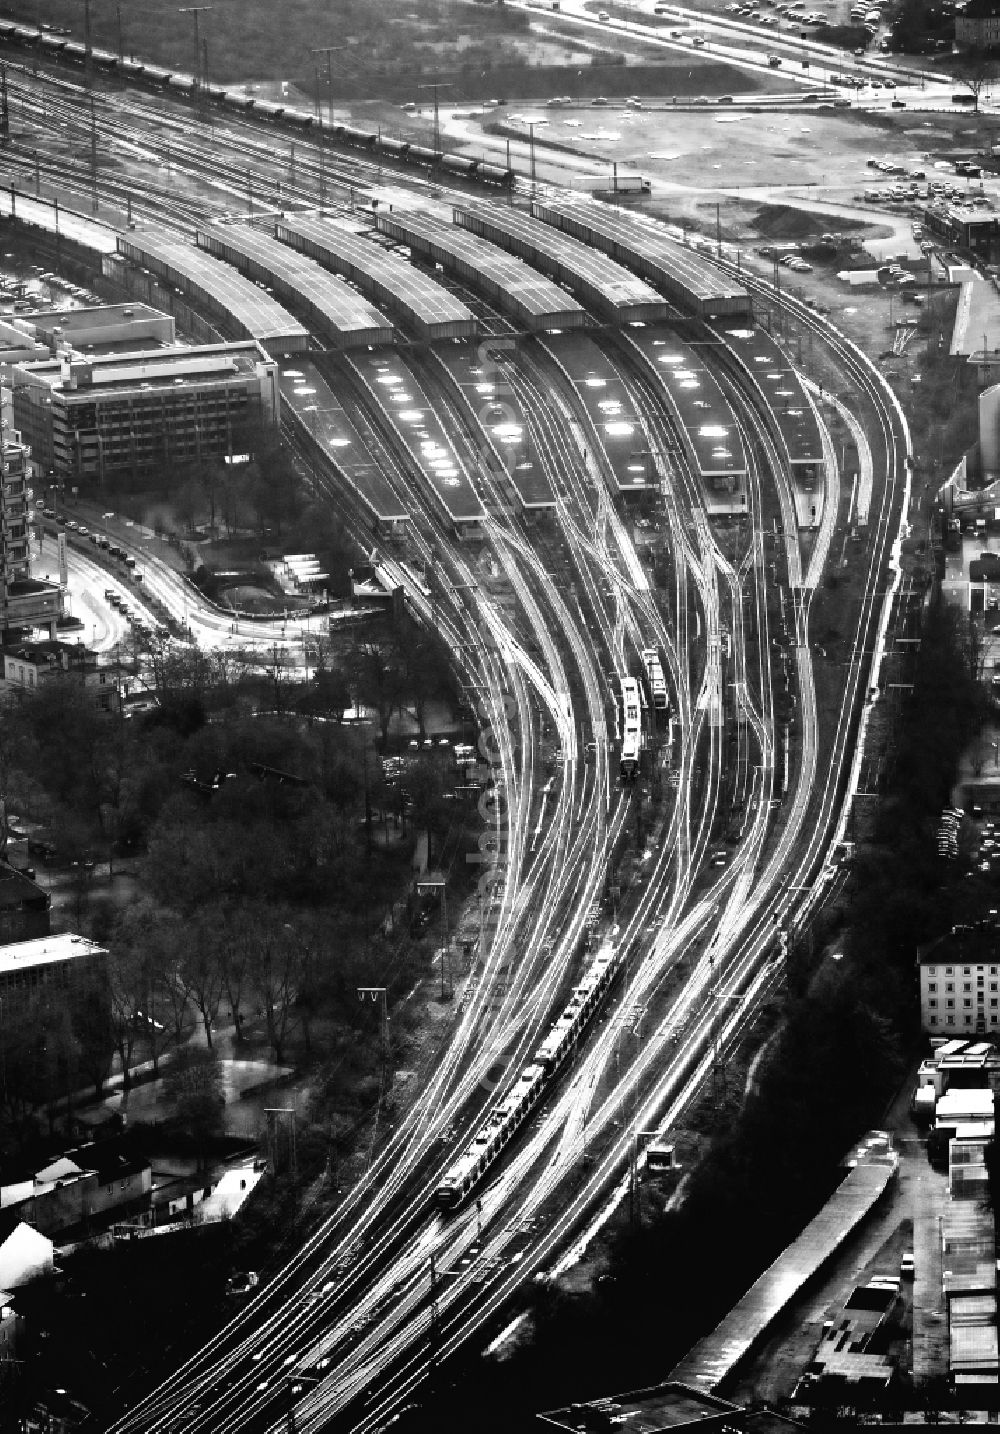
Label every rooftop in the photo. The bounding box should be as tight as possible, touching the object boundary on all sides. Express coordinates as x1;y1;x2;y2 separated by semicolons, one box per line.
0;863;48;910
196;225;394;347
14;341;272;394
539;1384;805;1434
26;303;169;336
919;921;1000;965
0;933;106;976
274;216;477;338
117;229;308;351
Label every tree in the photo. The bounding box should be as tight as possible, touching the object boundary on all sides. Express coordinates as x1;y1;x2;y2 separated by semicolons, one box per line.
165;1049;225;1168
182;913;226;1049
954;53;997;111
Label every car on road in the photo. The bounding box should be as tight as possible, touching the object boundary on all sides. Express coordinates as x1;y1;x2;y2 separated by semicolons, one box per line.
900;1251;915;1279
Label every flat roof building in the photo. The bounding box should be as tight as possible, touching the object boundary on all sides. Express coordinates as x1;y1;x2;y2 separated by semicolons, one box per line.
20;303;175;354
10;341;279;485
2;639;119;712
0;933;108;1024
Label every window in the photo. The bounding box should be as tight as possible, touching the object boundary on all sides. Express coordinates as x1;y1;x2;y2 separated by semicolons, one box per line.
947;998;955;1008
929;998;938;1007
928;983;937;992
948;1015;956;1025
965;998;973;1007
930;1014;938;1025
964;983;972;992
947;982;955;992
946;966;954;975
928;966;937;976
964;967;972;975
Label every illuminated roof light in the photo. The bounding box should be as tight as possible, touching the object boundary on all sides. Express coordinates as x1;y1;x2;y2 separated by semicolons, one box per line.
699;424;730;438
605;420;635;437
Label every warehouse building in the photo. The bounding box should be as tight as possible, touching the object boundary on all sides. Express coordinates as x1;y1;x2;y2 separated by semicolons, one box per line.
10;342;280;485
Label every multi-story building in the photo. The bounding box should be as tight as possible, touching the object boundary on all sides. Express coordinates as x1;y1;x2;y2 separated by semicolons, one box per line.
1;639;119;712
918;922;1000;1033
956;0;1000;49
0;432;61;639
0;933;108;1027
10;341;280;486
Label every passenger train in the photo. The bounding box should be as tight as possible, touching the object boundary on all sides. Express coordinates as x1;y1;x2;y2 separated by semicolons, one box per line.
433;939;623;1210
619;675;643;783
0;21;516;190
642;647;668;713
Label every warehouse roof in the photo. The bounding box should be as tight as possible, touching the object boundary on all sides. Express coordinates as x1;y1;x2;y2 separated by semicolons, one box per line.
630;329;746;481
197;225;393;347
13;342;271;395
116;230;308;350
274;216;477;339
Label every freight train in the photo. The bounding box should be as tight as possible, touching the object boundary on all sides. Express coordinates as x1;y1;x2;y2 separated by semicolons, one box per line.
0;20;516;190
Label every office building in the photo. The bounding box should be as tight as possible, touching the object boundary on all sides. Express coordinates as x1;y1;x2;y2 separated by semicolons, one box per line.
0;431;61;639
10;341;280;485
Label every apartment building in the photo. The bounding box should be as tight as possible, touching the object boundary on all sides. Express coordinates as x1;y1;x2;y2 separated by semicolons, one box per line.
0;432;62;639
918;923;1000;1033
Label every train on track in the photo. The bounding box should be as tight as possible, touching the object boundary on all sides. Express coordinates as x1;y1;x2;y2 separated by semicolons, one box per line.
619;675;643;783
642;647;668;713
0;20;516;190
433;939;623;1211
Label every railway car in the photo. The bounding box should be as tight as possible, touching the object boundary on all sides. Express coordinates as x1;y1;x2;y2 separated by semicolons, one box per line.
284;107;313;128
0;21;22;42
479;161;516;188
201;83;228;104
166;72;196;95
433;942;620;1212
642;648;668;712
340;123;378;149
407;144;442;167
224;91;256;111
12;27;39;45
143;64;175;87
441;153;477;178
377;136;411;160
119;55;147;80
92;46;119;70
253;99;286;121
619;675;643;782
38;34;68;55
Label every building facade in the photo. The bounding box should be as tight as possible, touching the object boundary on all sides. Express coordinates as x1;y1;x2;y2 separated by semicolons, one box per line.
0;934;108;1026
1;640;119;712
0;434;62;639
956;0;1000;48
11;341;280;486
918;925;1000;1033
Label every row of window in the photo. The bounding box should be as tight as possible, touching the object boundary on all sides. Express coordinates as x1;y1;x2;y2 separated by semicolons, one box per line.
927;982;999;993
928;998;999;1008
928;1014;995;1026
925;966;1000;977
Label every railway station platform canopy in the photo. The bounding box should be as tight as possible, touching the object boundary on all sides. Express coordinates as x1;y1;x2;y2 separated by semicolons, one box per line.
714;323;825;473
374;209;586;332
279;359;409;528
670;1131;899;1394
532;199;752;320
433;341;555;509
547;331;651;495
116;230;308;355
628;329;747;510
347;349;485;528
452;204;669;325
197;225;394;350
273;216;478;342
